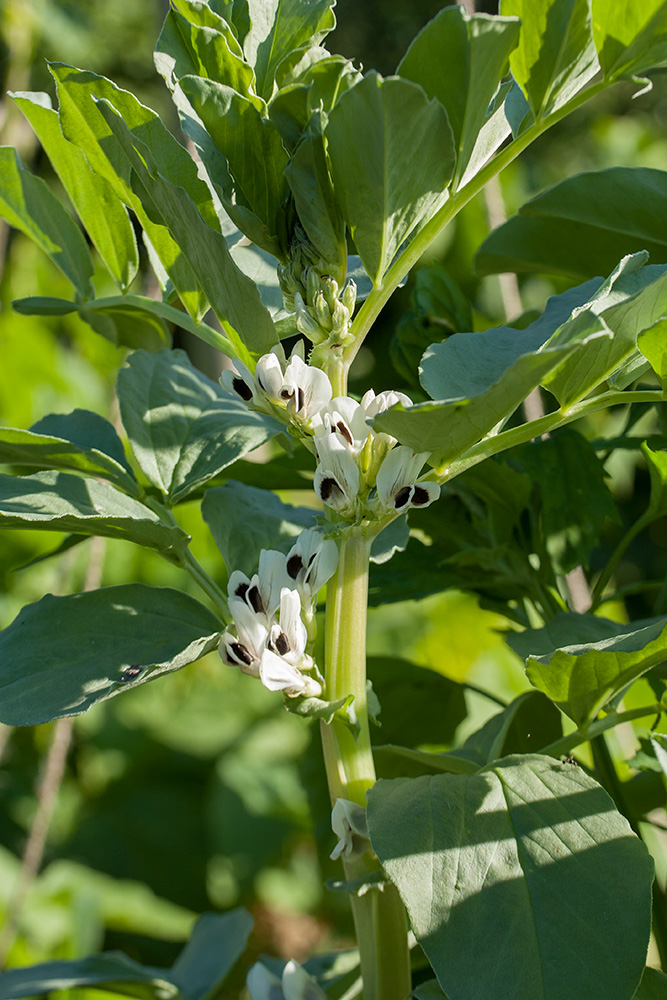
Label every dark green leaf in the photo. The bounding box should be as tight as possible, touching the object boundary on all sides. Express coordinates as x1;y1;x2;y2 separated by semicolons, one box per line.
0;953;180;1000
0;470;188;555
367;756;653;1000
95;97;276;361
117;349;280;503
517;430;619;573
0;146;93;299
12;91;139;291
0;411;138;497
398;7;520;184
367;658;466;748
201;481;315;575
454;690;563;766
243;0;336;100
12;294;171;351
325;72;456;287
521;613;667;729
411;981;449;1000
500;0;599;117
642;443;667;522
592;0;667;82
475;168;667;279
0;584;222;725
50;62;213;321
507;611;629;660
639;318;667;385
169;911;253;1000
633;967;667;1000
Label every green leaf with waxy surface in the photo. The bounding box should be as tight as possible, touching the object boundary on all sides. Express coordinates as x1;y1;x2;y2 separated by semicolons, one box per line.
50;62;212;321
475;167;667;280
518;613;667;730
155;9;261;106
243;0;336;100
367;756;654;1000
12;92;139;291
325;72;456;288
95;97;276;361
0;584;222;726
500;0;599;117
592;0;667;82
179;76;288;255
0;147;93;299
11;295;171;352
633;967;667;1000
202;481;316;576
397;7;520;185
117;349;281;504
639;318;667;385
0;409;138;496
0;470;188;555
367;658;467;748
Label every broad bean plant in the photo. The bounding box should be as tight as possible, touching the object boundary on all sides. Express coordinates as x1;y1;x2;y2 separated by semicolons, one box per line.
2;1;667;999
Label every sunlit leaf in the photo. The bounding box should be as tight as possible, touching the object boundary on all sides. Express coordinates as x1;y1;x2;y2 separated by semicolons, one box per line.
398;7;520;184
592;0;667;82
117;349;280;503
325;72;456;287
367;756;653;1000
0;147;93;299
500;0;599;117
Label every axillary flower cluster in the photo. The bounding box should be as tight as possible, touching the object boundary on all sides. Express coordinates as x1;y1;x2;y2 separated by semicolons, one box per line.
220;339;440;700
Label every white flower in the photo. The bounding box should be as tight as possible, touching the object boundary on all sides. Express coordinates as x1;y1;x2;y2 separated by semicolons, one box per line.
314;433;361;512
227;549;288;625
281;354;333;423
259;588;321;697
219;605;268;678
247;960;328;1000
312;395;368;452
220;357;257;403
361;389;412;451
376;445;440;513
330;798;370;861
285;529;339;604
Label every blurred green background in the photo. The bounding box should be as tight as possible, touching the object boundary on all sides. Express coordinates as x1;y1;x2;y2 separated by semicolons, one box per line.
1;0;666;991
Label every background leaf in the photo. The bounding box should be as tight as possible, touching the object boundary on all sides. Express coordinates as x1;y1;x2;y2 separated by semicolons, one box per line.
367;756;653;1000
0;585;222;726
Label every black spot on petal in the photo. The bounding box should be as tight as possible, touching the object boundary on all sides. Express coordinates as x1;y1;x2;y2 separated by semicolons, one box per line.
412;486;431;506
232;377;253;401
287;554;303;579
248;585;263;614
336;421;354;446
229;642;254;666
319;477;341;502
235;582;249;600
296;387;305;412
273;632;290;655
394;486;412;509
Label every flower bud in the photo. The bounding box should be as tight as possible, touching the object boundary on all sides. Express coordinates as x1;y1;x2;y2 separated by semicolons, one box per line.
314;290;333;331
322;276;339;313
331;300;350;336
306;266;321;306
342;278;357;314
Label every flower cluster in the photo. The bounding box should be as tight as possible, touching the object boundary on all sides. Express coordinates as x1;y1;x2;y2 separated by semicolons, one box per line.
224;348;441;523
219;529;338;697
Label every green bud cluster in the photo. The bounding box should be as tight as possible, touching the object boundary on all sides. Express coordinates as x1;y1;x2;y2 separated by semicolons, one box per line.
278;227;357;351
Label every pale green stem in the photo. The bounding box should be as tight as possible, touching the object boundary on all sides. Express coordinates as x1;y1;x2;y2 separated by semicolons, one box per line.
540;704;663;759
322;530;411;1000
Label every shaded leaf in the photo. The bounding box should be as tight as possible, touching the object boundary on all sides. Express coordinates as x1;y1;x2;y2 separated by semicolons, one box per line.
169;911;253;1000
639;318;667;385
367;756;653;1000
633;967;667;1000
325;72;456;287
117;349;279;503
0;584;222;726
0;412;138;497
0;954;180;1000
0;470;188;555
475;167;667;279
398;7;520;184
202;481;315;575
0;146;93;299
500;0;599;117
367;658;466;748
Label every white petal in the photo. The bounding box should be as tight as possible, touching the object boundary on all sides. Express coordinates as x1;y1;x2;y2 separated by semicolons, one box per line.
219;632;260;677
254;353;284;398
258;548;289;615
220;361;255;403
282;961;328;1000
247;963;283;1000
363;389;412;418
315;434;361;497
283;355;332;420
314;467;352;511
306;537;339;593
411;480;441;508
376;445;429;506
259;649;307;694
278;587;307;659
330;798;369;860
227;569;251;602
229;600;269;658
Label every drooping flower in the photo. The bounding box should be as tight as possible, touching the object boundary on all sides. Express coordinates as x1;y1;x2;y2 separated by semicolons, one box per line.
330;798;370;861
375;445;440;513
281;354;333;424
285;529;339;605
313;433;361;513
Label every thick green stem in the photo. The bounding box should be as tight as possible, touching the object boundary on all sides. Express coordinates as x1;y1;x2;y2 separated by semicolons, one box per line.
321;530;411;1000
